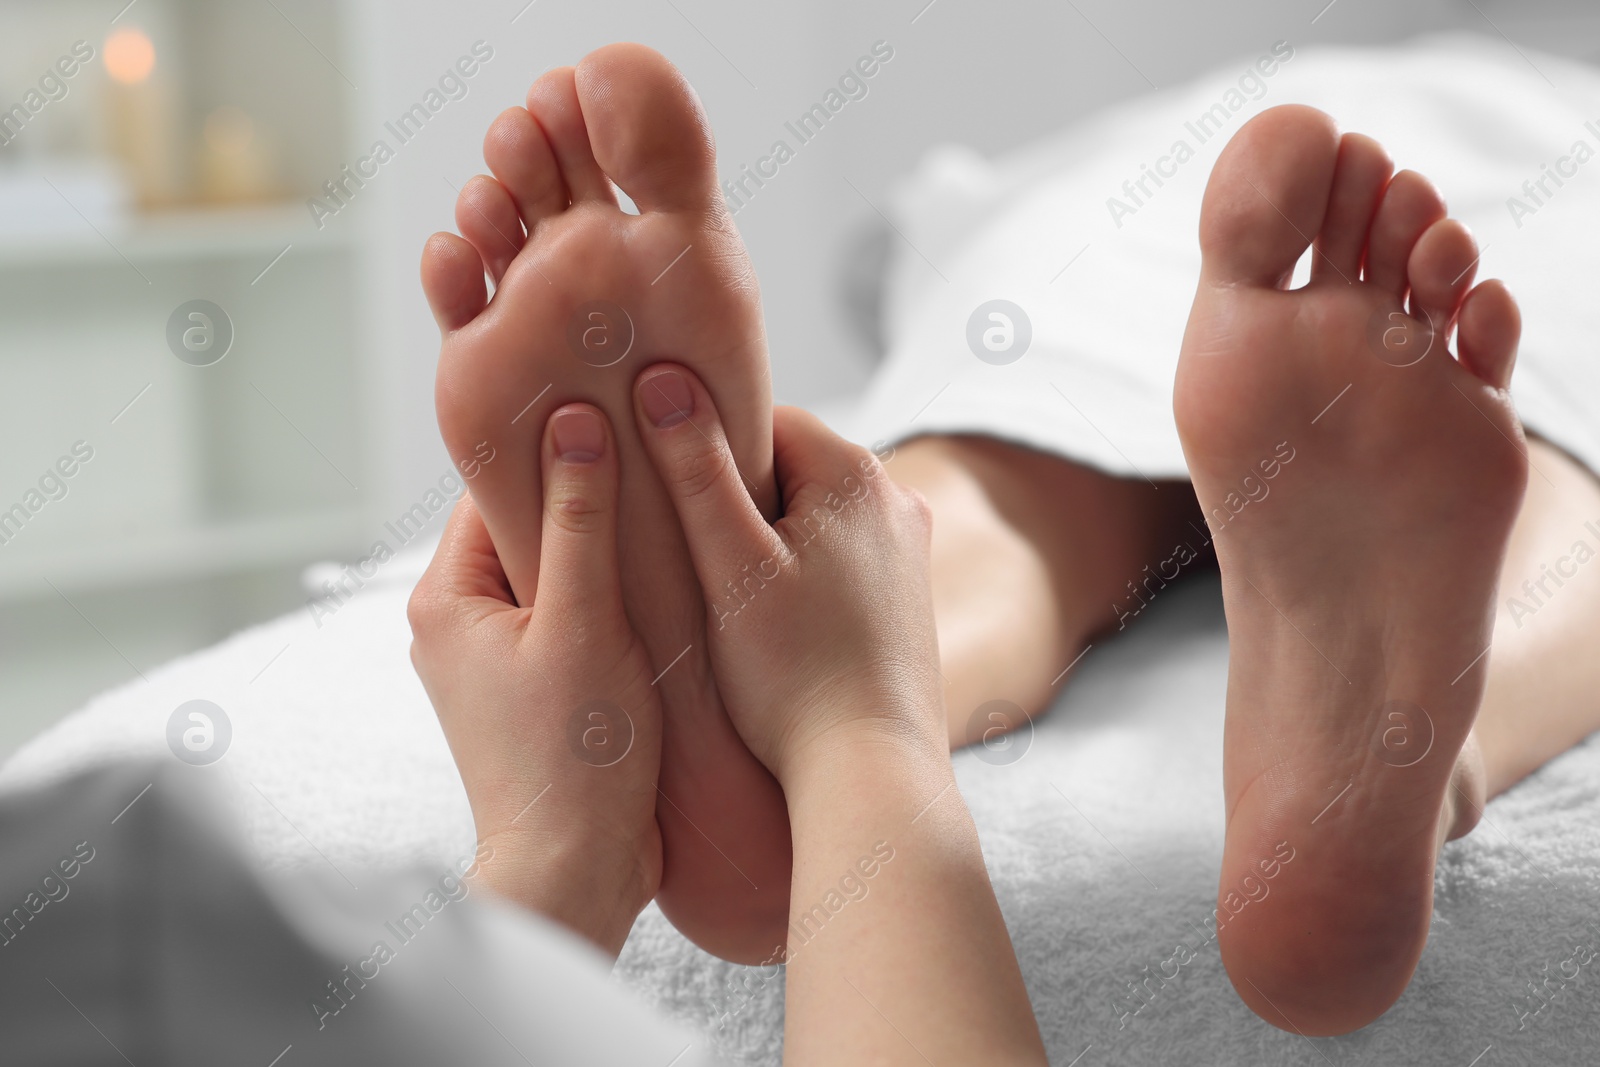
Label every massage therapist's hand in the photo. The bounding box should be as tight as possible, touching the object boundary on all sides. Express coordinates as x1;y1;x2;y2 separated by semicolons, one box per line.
407;404;663;959
633;366;1047;1066
630;364;945;780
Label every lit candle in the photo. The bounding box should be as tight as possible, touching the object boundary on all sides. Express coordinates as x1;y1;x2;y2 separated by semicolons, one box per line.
102;26;181;208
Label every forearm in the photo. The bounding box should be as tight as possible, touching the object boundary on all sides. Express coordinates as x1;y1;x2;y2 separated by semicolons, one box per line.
779;728;1046;1066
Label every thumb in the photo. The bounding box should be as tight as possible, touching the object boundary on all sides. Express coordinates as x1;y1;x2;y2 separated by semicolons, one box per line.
633;364;788;594
767;406;895;548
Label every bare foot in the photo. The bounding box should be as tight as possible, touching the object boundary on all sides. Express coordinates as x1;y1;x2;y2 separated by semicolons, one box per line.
420;43;789;962
1175;105;1528;1034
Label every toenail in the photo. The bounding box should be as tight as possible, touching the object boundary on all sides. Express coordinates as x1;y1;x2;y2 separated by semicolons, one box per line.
642;370;693;428
552;409;605;462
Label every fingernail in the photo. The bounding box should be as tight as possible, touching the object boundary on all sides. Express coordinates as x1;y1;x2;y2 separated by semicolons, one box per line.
642;371;693;428
552;409;604;463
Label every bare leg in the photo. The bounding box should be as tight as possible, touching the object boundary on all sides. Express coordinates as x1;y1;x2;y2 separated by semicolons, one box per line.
897;433;1600;781
1475;438;1600;797
886;435;1205;746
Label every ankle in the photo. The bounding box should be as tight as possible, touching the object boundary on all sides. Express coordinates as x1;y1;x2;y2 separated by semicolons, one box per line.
1440;731;1487;845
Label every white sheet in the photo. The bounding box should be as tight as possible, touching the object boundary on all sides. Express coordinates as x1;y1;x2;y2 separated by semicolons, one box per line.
4;537;1596;1065
852;33;1600;483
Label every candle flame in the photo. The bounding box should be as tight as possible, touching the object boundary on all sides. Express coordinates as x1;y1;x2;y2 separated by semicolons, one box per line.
105;28;156;85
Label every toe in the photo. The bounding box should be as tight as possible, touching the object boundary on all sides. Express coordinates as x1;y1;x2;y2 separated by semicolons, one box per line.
1312;133;1393;286
1406;217;1478;336
483;105;568;230
576;43;721;216
1365;171;1447;296
527;67;617;205
454;175;524;283
1457;279;1521;390
1199;105;1341;289
421;232;488;333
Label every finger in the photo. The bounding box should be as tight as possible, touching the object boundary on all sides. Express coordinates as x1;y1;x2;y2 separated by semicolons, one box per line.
633;364;788;586
534;404;624;617
406;494;524;738
768;406;892;549
426;494;514;601
408;493;515;653
770;406;881;504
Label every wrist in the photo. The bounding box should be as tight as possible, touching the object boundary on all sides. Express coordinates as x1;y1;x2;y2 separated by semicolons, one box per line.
470;826;657;959
779;715;951;810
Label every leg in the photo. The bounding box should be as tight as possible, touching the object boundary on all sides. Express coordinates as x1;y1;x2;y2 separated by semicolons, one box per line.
1474;438;1600;797
886;435;1204;746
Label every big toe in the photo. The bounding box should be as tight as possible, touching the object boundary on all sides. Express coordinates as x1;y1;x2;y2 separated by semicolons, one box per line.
575;42;720;216
1199;104;1341;288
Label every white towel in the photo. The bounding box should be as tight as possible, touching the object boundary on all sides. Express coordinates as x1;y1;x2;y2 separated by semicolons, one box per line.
4;539;1596;1065
852;33;1600;484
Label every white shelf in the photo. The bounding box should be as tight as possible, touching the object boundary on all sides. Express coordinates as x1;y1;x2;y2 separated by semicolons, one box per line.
0;203;352;270
0;508;369;599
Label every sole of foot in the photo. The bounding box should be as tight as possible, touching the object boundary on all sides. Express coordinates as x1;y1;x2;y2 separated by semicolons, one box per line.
1174;105;1528;1035
420;43;791;963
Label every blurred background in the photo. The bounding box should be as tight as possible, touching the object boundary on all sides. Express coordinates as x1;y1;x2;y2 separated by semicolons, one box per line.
2;0;1596;757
